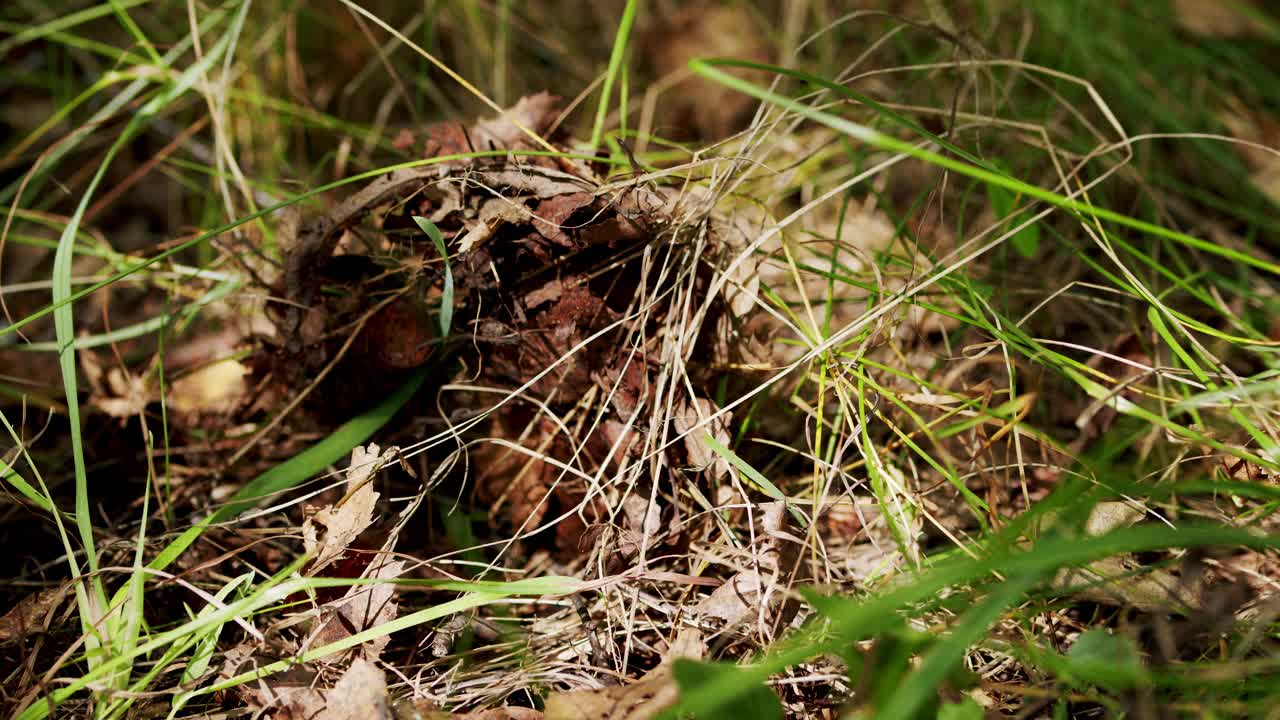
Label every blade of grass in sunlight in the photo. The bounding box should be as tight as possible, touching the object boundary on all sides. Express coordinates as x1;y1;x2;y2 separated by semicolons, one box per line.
414;215;454;337
588;0;638;152
668;514;1280;716
702;433;808;528
0;4;230;205
687;58;1280;277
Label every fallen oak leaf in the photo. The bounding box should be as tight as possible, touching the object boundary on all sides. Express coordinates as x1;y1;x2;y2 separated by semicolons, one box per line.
303;444;397;572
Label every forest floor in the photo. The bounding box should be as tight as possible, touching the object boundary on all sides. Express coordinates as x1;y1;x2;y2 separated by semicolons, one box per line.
2;2;1280;718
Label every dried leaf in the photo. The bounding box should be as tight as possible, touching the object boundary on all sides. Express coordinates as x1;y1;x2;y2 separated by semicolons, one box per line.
523;279;564;310
696;502;808;630
1172;0;1270;37
302;444;395;572
0;586;66;644
721;230;762;319
696;570;767;625
621;493;659;537
169;360;248;415
308;559;404;657
543;629;703;720
222;648;325;718
316;658;389;720
531;192;595;246
477;169;592;199
459;197;531;254
81;351;154;418
1084;501;1145;537
674;397;732;481
470;92;560;150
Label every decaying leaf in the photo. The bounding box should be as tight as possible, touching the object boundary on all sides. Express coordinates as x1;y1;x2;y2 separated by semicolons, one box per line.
523;278;564;310
543;629;705;720
0;585;67;644
1084;501;1146;537
696;569;769;626
695;502;808;633
169;359;248;415
469;91;561;150
477;168;591;199
622;493;659;534
1172;0;1271;37
307;558;404;657
530;192;595;247
459;197;532;254
221;646;326;719
316;658;389;720
724;255;761;320
81;350;153;418
674;397;732;481
225;655;391;719
303;444;397;572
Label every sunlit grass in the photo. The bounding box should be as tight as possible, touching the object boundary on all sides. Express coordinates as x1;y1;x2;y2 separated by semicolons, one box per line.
2;1;1277;717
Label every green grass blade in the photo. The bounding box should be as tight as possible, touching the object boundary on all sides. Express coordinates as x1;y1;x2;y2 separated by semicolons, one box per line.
687;58;1280;277
15;555;310;720
670;510;1279;716
588;0;638;152
45;11;245;677
702;433;808;528
0;4;230;205
414;215;453;337
878;571;1042;718
0;0;153;57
